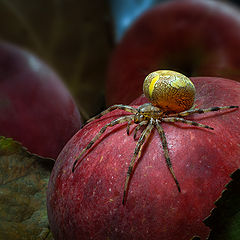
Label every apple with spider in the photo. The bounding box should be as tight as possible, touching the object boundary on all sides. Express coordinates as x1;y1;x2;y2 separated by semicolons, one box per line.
47;70;240;239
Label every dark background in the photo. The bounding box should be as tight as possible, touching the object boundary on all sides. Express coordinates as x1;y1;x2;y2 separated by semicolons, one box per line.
0;0;239;121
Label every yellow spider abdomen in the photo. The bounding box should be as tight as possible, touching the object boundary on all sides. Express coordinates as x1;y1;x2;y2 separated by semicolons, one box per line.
143;70;196;113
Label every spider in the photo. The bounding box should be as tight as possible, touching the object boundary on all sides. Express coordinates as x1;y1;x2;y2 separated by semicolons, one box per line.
72;70;238;205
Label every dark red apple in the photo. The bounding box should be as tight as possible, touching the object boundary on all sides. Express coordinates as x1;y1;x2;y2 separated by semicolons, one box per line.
47;76;240;240
107;0;240;105
0;42;82;159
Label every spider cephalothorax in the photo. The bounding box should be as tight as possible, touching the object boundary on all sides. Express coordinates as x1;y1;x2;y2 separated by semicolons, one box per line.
72;70;238;204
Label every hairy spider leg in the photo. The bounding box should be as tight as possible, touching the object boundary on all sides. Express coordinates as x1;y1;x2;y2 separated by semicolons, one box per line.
169;106;238;117
72;115;134;172
86;105;138;124
162;117;214;130
122;119;154;205
133;120;148;140
155;120;181;192
126;119;133;135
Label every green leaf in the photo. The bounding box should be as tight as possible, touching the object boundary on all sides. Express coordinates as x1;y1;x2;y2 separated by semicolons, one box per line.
204;168;240;240
0;136;54;240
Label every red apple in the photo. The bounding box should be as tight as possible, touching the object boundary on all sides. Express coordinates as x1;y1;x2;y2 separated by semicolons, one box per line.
0;42;82;159
107;0;240;105
47;76;240;239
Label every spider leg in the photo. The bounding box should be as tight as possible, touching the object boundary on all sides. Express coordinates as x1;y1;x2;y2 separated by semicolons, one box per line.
155;120;181;192
86;105;138;124
133;120;148;140
72;115;134;172
122;119;154;205
169;106;238;117
162;117;214;130
126;119;133;135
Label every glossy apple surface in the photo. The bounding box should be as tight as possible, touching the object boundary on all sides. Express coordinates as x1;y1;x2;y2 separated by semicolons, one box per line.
107;0;240;105
0;42;82;159
47;77;240;239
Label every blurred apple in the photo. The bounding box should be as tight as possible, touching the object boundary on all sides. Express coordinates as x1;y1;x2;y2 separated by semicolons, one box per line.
47;77;240;239
0;42;82;159
107;0;240;105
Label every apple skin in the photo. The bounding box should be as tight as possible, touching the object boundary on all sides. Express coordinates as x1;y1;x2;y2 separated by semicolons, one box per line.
0;42;82;159
107;0;240;105
47;77;240;240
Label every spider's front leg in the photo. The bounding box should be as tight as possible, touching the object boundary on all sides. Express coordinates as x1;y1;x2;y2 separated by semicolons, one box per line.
126;119;133;135
122;119;154;205
72;115;134;172
86;104;138;124
133;120;148;139
126;119;149;139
